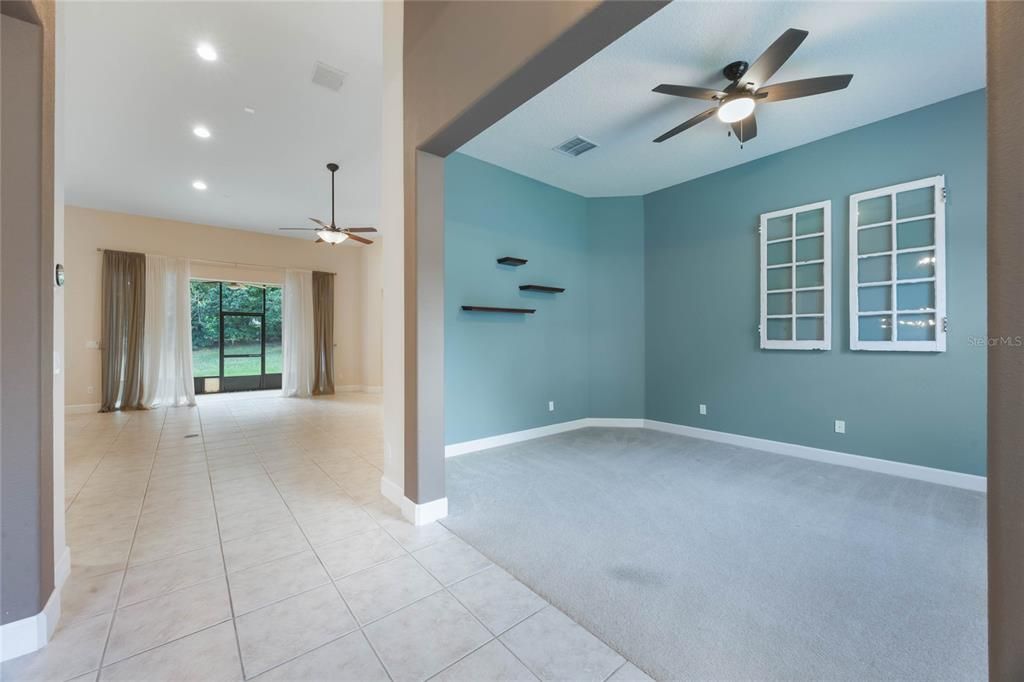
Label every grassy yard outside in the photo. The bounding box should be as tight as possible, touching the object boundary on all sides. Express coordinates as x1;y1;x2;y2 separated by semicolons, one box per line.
193;343;282;377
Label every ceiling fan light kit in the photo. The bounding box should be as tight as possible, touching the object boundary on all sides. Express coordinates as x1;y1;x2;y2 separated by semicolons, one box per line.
317;229;348;244
278;162;377;246
717;96;756;123
652;28;852;145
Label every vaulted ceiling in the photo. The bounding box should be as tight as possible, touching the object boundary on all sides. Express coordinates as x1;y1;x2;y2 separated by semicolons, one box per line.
460;0;985;197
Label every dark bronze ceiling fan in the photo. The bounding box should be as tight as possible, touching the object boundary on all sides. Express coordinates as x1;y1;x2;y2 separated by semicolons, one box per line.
279;163;377;245
652;28;853;144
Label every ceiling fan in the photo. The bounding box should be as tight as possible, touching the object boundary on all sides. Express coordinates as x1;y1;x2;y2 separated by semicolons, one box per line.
652;28;852;144
279;162;377;245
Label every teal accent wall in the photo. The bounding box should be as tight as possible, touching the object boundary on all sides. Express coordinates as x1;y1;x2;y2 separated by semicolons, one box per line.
587;197;645;418
445;154;644;444
644;90;987;475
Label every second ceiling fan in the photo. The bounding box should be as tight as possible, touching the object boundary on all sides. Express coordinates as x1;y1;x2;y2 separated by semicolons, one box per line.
652;28;853;144
280;162;377;245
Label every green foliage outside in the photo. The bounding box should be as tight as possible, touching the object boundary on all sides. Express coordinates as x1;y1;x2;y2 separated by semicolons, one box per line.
190;281;283;377
193;343;282;377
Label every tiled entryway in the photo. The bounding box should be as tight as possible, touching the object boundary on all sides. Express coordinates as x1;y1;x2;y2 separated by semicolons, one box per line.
3;393;648;682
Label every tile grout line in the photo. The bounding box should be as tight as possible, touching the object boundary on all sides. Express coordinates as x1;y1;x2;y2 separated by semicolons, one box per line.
238;418;396;682
94;407;170;674
198;405;249;681
64;417;130;511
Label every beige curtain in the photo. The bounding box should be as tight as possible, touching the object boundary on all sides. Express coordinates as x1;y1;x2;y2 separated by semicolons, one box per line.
100;250;146;411
312;271;335;395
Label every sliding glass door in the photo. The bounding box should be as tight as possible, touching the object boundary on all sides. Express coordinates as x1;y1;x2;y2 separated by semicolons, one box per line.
191;281;282;393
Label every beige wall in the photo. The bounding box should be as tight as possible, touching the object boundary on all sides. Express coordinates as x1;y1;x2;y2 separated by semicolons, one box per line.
64;205;382;407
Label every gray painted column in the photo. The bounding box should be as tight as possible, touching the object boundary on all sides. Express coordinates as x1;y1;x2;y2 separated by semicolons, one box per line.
987;2;1024;678
1;11;54;625
405;151;446;504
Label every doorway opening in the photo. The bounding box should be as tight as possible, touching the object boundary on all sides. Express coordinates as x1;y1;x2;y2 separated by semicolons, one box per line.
190;280;283;393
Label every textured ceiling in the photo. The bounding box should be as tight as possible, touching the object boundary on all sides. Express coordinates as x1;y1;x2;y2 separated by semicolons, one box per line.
65;2;382;237
460;0;985;197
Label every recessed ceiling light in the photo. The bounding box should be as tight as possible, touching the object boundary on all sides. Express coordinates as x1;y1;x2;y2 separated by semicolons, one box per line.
193;125;211;139
192;180;207;191
243;106;255;115
196;43;218;61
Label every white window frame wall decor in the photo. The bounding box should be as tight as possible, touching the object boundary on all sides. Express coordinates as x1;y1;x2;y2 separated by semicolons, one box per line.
759;200;832;350
848;175;946;352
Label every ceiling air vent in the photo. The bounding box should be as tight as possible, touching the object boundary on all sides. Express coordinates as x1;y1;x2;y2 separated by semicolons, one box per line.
311;62;346;92
553;136;598;158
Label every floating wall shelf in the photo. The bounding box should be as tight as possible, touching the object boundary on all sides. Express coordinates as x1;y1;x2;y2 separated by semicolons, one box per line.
462;306;535;314
497;257;528;266
519;285;565;293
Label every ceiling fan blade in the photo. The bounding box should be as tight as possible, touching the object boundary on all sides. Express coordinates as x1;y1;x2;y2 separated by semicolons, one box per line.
344;232;374;245
653;107;718;143
280;227;319;231
342;227;377;233
731;114;757;142
653;84;726;100
309;217;330;228
742;28;808;88
756;74;853;102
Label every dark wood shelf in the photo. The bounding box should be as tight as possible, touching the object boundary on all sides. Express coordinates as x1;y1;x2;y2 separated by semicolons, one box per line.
497;257;528;266
519;285;565;293
462;305;535;314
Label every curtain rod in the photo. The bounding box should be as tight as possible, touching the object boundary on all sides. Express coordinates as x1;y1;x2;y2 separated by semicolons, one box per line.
94;248;335;275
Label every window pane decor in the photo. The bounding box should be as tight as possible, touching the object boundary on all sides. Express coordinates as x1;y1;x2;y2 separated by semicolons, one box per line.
759;200;832;350
848;176;946;351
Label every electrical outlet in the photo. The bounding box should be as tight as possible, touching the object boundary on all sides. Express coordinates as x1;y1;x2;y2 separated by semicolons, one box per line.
835;419;846;434
87;386;94;395
699;404;707;416
548;401;555;412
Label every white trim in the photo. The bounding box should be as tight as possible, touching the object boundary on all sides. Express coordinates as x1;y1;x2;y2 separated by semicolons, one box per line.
65;403;100;414
55;546;71;589
441;418;984;492
379;475;449;526
336;385;383;394
0;581;63;662
849;175;946;352
445;418;643;456
643;419;984;492
445;419;590;457
760;200;832;351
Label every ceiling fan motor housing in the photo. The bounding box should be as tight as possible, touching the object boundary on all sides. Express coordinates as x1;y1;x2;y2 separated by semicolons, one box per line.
723;60;749;83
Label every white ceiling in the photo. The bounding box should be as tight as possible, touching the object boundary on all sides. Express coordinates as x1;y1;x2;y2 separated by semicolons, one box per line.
65;1;382;237
460;1;985;197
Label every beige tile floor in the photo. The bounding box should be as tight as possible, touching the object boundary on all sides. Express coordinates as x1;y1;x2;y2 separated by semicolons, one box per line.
3;392;649;682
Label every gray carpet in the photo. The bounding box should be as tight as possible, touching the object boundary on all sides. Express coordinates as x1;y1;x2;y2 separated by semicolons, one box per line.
441;427;986;681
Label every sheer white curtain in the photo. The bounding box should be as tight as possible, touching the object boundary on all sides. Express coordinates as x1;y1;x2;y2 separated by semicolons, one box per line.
142;255;196;408
282;269;314;397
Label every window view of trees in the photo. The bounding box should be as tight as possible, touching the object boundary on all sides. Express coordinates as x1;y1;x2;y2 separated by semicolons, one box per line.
190;280;282;377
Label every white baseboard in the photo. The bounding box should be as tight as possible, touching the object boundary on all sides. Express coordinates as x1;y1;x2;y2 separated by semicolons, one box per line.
644;420;986;492
65;403;100;415
0;577;64;662
55;546;71;590
337;385;383;394
445;418;645;457
445;419;588;457
380;475;448;525
443;417;985;492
